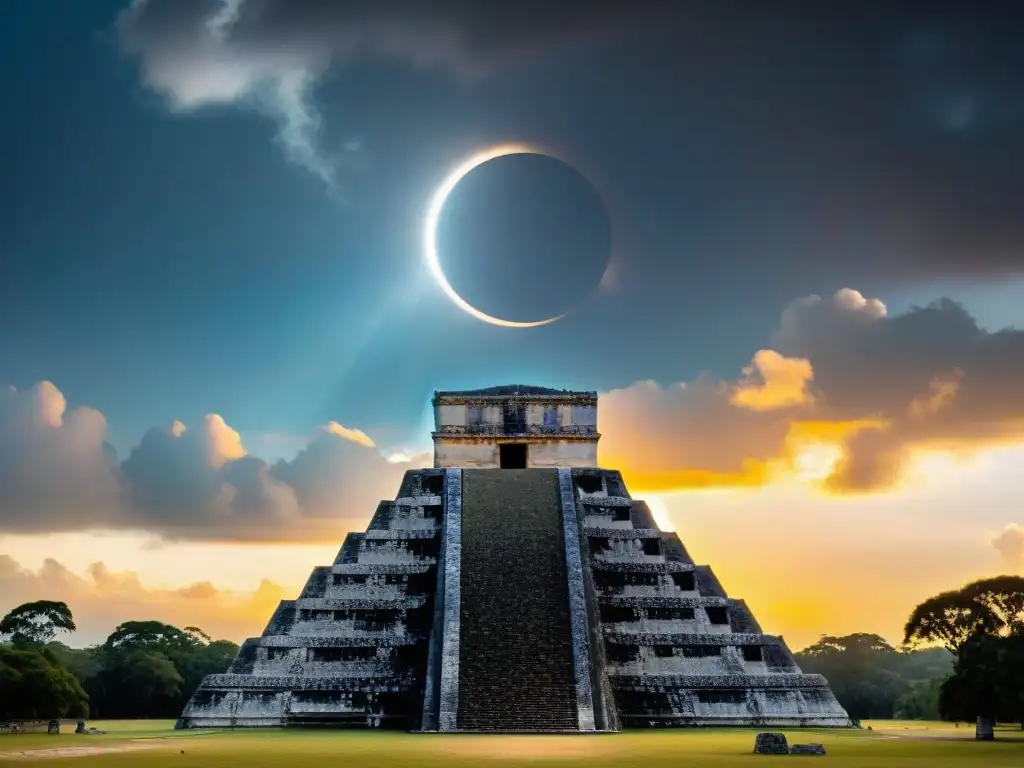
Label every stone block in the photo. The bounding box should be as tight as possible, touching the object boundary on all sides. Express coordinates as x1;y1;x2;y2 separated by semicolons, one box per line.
790;743;826;755
753;732;789;754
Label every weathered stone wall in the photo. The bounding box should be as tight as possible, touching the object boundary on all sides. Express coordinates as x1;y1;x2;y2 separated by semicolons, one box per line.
434;438;597;469
529;440;598;467
571;468;852;728
431;388;600;470
433;440;498;468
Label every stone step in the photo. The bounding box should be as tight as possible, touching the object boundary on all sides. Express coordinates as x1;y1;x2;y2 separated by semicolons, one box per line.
456;469;579;731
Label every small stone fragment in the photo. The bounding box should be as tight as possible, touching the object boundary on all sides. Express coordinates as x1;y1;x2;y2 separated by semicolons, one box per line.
753;732;789;754
790;743;826;755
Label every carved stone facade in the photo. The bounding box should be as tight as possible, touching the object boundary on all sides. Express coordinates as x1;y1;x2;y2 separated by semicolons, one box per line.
178;386;850;730
176;470;447;729
571;467;850;727
432;385;599;469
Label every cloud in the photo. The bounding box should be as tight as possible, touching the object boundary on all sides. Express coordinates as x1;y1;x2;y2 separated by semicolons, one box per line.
730;349;816;412
992;524;1024;566
0;381;413;542
773;289;1024;491
599;288;1024;495
115;0;659;185
3;287;1024;541
0;554;284;646
0;382;121;530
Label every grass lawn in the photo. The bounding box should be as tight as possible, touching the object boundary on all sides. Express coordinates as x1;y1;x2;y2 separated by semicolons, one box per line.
1;720;1021;766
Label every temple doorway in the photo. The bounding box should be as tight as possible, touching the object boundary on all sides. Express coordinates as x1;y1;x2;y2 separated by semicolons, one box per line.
499;443;528;469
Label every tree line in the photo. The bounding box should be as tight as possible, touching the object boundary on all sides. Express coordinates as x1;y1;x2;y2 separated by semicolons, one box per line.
794;632;952;721
1;575;1022;732
0;601;237;720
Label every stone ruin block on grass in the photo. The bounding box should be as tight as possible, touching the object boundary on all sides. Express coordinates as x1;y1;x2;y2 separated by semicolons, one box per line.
753;732;789;754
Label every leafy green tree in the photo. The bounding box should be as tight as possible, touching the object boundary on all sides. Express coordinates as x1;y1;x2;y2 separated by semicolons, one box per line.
797;634;909;719
103;620;194;653
46;641;102;683
0;645;89;719
796;633;953;720
960;576;1024;635
905;575;1024;739
894;678;943;720
903;590;998;655
939;636;1004;724
86;620;238;718
889;646;955;682
183;626;212;644
173;638;238;705
904;576;1024;655
89;649;183;719
0;601;76;648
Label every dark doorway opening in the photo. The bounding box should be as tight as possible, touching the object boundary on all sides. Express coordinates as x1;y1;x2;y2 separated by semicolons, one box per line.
499;443;528;469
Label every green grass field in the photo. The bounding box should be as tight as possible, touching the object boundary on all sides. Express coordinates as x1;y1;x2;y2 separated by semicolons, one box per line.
1;720;1022;766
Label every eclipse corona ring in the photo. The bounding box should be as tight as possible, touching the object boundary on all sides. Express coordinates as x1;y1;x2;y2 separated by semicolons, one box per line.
424;144;611;328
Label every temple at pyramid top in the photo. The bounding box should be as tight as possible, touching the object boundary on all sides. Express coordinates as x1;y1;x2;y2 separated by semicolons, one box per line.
432;385;599;469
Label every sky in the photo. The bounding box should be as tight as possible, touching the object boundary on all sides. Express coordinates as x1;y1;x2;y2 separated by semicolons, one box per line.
1;0;1023;651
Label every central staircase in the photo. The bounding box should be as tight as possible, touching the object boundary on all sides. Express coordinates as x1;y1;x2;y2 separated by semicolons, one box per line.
457;469;579;730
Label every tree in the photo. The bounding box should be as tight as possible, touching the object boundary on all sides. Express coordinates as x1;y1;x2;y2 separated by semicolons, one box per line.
795;633;951;720
960;576;1024;635
183;626;212;644
0;645;89;719
905;576;1024;739
939;636;1005;725
894;677;943;720
173;639;238;706
903;590;998;655
103;621;195;653
905;576;1024;654
0;601;76;648
46;642;102;683
85;620;238;719
92;650;183;719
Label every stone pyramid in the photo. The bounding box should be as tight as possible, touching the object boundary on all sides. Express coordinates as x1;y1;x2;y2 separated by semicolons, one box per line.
178;387;850;730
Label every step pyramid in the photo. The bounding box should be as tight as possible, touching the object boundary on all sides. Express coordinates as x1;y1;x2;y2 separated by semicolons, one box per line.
178;386;850;730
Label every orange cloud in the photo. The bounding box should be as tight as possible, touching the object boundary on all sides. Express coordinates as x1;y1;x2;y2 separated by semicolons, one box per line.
730;349;816;412
0;554;286;647
600;288;1024;496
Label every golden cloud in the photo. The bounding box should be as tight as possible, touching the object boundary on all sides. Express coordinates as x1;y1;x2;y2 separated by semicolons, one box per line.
600;289;1024;496
730;350;816;412
0;554;285;646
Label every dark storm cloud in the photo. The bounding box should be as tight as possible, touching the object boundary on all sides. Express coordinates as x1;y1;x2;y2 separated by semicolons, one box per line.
116;0;665;184
119;0;659;75
116;1;1024;278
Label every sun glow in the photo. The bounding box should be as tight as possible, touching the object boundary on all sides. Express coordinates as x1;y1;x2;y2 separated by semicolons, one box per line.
644;495;676;531
792;442;843;482
423;143;568;329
